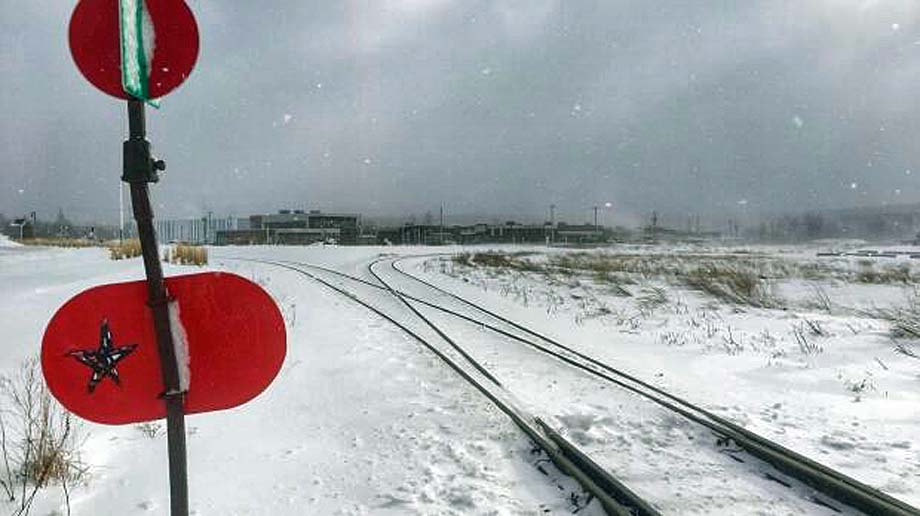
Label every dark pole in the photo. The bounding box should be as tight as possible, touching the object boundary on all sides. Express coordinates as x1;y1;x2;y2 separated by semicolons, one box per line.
550;204;555;245
124;99;189;516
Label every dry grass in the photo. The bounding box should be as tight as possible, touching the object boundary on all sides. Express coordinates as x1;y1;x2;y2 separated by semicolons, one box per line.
854;262;913;284
592;271;634;296
1;358;87;515
455;250;918;309
873;287;920;340
167;244;208;266
134;422;163;439
453;252;539;271
107;239;142;261
548;252;791;279
20;238;96;248
683;264;779;307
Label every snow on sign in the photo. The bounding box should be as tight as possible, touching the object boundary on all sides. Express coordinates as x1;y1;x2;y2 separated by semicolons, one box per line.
41;272;286;425
69;0;199;100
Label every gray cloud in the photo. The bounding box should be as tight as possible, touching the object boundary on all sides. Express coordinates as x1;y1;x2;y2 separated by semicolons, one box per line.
3;0;920;227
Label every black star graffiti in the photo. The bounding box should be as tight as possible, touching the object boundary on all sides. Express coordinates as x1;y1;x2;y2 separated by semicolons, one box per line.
67;319;138;394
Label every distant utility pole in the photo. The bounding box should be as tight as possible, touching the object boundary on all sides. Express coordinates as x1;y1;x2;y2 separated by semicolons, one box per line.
119;182;125;242
593;206;599;232
439;204;444;245
545;204;556;246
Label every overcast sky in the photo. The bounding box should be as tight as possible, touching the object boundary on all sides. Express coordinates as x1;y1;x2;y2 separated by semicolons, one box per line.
2;0;920;227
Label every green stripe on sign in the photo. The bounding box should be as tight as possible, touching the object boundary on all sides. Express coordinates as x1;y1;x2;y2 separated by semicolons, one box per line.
118;0;149;100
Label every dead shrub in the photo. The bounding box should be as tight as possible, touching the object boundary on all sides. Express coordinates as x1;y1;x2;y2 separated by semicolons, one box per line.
454;252;540;272
874;287;920;340
1;358;87;515
805;283;833;313
792;323;824;355
107;239;142;261
855;262;912;284
166;244;208;266
135;422;163;439
684;264;779;308
451;253;473;267
636;286;668;315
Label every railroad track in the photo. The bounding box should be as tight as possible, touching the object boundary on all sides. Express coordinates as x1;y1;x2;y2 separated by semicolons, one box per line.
224;254;920;516
384;254;920;516
228;256;657;516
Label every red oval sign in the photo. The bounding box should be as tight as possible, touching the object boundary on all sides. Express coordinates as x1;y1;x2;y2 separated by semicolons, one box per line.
41;272;286;425
68;0;200;99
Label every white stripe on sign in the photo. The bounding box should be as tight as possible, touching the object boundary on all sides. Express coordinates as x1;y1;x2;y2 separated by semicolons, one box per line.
118;0;156;100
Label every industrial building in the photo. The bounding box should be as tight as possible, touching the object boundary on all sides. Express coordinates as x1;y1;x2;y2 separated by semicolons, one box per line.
375;222;604;245
216;210;360;245
213;208;609;247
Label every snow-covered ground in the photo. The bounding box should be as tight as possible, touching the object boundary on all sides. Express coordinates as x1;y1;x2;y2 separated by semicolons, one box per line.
0;234;21;248
1;243;918;515
402;245;920;509
1;245;596;516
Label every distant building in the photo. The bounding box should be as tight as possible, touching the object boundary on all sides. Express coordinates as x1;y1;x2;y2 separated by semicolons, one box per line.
215;229;270;246
7;217;34;240
375;221;604;245
155;215;238;244
554;224;605;244
217;210;359;245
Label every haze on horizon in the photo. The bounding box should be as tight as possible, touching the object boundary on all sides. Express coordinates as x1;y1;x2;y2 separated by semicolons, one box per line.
2;1;920;227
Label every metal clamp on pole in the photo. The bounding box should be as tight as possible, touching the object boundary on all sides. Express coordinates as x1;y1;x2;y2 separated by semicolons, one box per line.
122;99;166;184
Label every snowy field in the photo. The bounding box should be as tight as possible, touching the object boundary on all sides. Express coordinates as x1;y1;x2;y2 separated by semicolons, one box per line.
0;241;918;515
403;244;920;509
1;244;593;516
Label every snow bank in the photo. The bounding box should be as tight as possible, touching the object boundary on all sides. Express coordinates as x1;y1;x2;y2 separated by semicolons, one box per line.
0;234;22;247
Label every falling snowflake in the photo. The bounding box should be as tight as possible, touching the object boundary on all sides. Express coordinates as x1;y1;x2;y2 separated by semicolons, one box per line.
792;115;804;128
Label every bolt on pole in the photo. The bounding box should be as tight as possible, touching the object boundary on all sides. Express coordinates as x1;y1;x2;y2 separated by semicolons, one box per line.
123;98;189;516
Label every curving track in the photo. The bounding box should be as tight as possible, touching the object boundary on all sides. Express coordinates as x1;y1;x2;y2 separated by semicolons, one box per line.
384;255;920;516
232;257;656;516
224;253;920;516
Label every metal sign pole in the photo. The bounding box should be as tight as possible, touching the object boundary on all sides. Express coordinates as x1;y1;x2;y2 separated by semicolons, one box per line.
123;98;189;516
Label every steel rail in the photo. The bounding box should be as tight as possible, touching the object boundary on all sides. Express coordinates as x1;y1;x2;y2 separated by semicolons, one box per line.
223;254;919;515
387;254;920;516
235;257;659;516
366;257;660;515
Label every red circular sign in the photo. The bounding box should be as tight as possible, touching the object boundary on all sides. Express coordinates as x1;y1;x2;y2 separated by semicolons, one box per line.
69;0;199;99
